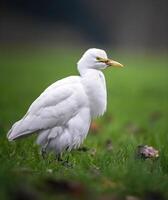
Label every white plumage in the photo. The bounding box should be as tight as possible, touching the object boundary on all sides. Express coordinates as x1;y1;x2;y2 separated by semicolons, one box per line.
7;48;123;155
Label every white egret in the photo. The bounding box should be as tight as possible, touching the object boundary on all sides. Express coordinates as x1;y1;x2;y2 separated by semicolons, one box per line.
7;48;123;159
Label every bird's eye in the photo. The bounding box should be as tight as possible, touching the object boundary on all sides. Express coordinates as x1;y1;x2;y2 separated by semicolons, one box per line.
96;57;107;63
96;57;102;61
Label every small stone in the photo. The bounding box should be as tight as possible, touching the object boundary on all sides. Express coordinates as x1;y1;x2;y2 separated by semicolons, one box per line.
136;145;159;159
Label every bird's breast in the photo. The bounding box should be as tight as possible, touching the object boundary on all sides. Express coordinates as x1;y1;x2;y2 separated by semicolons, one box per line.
82;71;107;118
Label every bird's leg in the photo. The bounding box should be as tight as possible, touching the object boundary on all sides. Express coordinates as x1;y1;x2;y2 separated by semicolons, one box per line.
56;153;63;162
41;147;47;159
41;140;50;159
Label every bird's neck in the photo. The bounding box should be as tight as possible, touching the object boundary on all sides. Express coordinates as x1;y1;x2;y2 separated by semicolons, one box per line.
78;68;99;77
80;69;107;118
78;67;87;76
79;69;105;84
78;62;97;76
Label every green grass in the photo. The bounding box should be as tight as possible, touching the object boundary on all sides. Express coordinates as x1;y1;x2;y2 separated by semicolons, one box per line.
0;48;168;199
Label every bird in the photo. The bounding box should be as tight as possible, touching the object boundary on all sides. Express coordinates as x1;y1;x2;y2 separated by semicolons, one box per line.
7;48;123;160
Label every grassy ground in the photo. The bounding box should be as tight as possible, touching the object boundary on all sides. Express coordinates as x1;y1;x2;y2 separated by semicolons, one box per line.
0;48;168;200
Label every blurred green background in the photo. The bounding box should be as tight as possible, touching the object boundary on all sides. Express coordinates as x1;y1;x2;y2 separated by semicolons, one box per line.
0;1;168;200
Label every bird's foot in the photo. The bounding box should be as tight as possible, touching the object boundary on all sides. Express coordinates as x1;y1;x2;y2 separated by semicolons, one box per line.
61;160;73;168
62;156;73;168
55;154;63;162
56;154;73;168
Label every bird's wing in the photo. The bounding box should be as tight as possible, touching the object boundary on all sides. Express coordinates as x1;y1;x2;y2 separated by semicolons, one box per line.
7;76;89;140
28;76;81;113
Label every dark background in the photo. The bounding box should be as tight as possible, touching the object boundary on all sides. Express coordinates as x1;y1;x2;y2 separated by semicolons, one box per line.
1;0;168;50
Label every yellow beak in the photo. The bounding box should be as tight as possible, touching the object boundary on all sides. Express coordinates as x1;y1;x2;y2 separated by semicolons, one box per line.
106;59;124;68
96;57;124;68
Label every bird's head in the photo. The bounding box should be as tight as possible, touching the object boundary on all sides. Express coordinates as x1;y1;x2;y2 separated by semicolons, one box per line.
77;48;123;74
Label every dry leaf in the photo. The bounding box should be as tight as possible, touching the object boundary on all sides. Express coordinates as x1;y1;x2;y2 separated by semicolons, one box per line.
90;121;101;134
